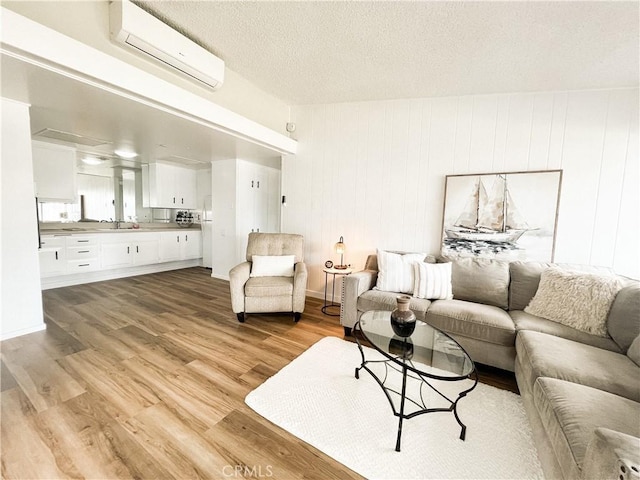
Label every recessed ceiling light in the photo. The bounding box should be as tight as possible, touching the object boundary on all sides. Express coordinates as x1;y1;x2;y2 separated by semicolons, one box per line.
81;157;105;166
114;149;138;159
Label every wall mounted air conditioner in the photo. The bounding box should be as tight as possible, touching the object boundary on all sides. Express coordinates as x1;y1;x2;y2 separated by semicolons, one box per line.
109;0;224;90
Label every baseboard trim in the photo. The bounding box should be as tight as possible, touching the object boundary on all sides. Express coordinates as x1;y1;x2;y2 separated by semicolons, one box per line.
211;272;229;281
1;323;46;341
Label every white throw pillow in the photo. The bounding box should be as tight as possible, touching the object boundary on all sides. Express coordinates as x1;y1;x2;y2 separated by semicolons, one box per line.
413;262;453;300
250;255;295;277
524;267;622;337
375;250;425;294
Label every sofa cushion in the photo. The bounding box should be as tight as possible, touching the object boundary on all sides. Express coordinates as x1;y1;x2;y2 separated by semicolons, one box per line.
511;310;622;352
628;335;640;367
358;290;430;320
426;299;515;346
509;261;552;311
509;261;618;311
524;267;622;337
446;256;510;309
607;283;640;352
244;276;293;297
533;378;640;479
516;330;640;402
375;250;426;294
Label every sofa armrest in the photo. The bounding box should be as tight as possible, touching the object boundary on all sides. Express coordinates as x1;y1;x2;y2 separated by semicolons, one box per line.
292;262;308;313
340;269;378;329
229;261;251;313
582;427;640;480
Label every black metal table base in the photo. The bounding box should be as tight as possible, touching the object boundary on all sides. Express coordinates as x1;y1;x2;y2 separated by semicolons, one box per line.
321;303;340;316
322;269;342;316
354;322;478;452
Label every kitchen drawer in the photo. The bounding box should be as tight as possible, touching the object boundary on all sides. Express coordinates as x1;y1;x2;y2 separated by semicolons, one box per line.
66;245;100;260
66;258;100;273
66;236;99;247
40;236;67;248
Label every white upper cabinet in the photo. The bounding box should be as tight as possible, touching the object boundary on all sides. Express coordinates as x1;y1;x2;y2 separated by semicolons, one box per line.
142;163;197;209
32;141;77;202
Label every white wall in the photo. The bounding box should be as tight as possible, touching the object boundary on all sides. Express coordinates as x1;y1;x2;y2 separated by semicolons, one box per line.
283;88;639;296
1;98;45;340
2;0;290;134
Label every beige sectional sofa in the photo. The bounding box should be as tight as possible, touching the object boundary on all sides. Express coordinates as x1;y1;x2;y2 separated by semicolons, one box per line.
340;253;640;479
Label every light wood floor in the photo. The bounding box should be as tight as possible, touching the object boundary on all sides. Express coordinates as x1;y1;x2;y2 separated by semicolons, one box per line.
1;267;517;479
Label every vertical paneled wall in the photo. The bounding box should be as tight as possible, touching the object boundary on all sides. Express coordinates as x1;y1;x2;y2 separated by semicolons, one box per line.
282;88;639;296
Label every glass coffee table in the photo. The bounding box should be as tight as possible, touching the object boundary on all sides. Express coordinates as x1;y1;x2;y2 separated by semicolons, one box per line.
354;310;477;452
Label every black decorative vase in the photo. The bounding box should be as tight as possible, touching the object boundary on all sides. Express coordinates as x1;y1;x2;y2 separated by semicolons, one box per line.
389;337;414;360
390;295;416;337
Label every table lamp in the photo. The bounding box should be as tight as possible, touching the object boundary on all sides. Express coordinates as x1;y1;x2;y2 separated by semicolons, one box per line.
334;236;347;269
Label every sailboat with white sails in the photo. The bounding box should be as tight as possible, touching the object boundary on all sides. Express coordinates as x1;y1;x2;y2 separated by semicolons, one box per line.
445;175;532;243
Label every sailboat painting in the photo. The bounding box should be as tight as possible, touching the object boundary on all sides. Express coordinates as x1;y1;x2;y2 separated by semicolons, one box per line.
441;170;562;261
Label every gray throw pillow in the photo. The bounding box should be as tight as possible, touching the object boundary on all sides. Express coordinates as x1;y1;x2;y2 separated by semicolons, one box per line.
446;256;510;309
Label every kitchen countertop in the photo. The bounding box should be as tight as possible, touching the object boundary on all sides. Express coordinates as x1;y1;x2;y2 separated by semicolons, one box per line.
41;225;201;235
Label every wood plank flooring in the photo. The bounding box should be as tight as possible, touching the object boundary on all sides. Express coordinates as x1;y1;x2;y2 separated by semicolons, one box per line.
1;267;517;479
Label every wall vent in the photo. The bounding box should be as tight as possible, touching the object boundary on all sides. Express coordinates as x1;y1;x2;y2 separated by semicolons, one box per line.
33;128;112;147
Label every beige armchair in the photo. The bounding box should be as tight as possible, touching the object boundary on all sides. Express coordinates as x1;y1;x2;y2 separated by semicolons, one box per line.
229;232;307;323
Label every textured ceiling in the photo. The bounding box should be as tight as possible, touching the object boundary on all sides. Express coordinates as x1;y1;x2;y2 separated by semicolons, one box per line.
137;1;639;105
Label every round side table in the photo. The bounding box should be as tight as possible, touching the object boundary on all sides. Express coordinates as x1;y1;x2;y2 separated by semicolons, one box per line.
322;267;353;316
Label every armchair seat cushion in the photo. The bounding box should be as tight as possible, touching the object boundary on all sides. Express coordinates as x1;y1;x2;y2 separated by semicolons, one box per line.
245;276;294;297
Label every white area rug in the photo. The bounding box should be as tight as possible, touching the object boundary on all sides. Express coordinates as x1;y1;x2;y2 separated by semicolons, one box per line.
245;336;544;479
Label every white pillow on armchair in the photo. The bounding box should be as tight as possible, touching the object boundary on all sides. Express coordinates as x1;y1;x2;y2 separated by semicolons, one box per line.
250;255;295;277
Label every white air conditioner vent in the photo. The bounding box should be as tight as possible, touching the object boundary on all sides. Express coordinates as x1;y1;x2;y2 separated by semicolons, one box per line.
109;0;224;90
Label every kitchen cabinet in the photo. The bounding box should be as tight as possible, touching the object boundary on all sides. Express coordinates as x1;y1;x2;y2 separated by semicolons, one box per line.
236;161;280;235
159;232;182;262
237;161;269;234
159;231;201;262
101;232;160;269
39;229;202;288
235;160;281;261
211;159;281;276
101;241;133;269
65;235;100;273
39;236;66;277
142;163;197;209
180;231;202;260
32;141;77;202
134;238;161;265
